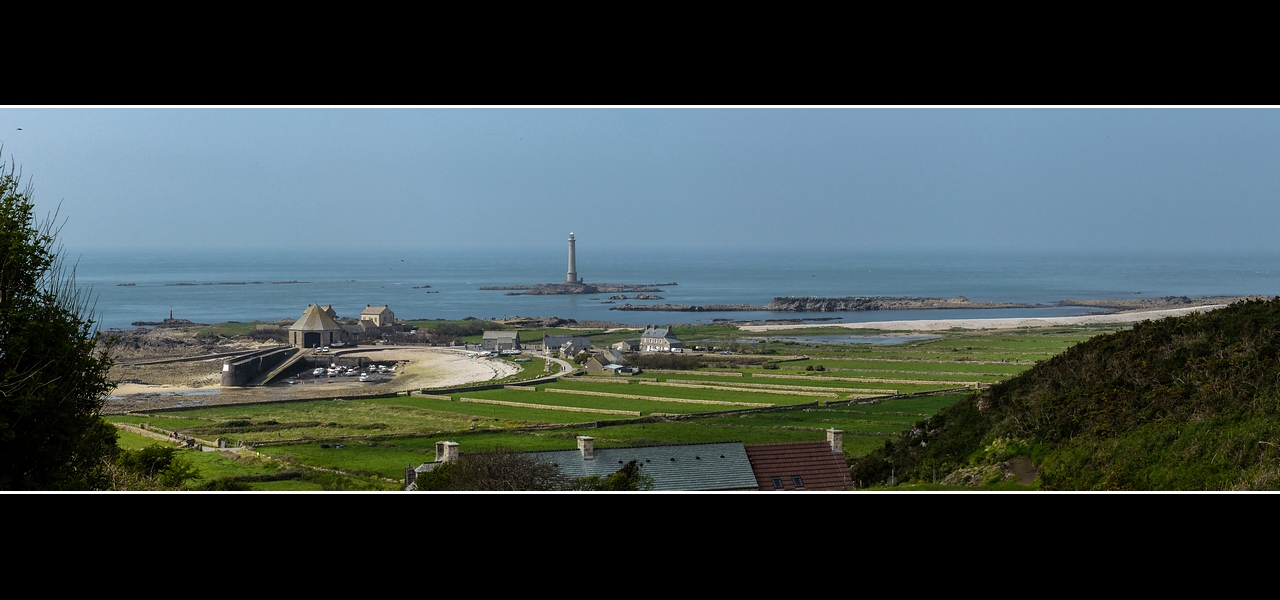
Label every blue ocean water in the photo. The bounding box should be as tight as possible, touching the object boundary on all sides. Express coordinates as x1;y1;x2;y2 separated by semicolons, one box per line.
67;247;1280;331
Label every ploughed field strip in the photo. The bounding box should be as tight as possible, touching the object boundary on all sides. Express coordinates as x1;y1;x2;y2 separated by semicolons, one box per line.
459;396;642;416
634;369;980;392
643;379;895;395
803;345;1067;360
359;395;631;422
456;387;779;415
785;359;1030;374
654;372;968;392
541;387;774;407
540;379;822;406
636;380;845;398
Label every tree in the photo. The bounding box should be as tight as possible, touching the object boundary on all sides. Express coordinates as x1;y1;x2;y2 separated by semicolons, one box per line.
0;155;117;490
109;444;201;490
413;448;571;491
574;460;655;491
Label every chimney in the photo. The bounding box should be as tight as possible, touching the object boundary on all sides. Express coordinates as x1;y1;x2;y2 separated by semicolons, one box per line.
577;436;595;460
436;440;460;463
827;428;843;454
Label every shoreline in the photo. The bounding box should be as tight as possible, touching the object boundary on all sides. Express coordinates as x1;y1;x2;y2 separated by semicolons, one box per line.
736;305;1228;332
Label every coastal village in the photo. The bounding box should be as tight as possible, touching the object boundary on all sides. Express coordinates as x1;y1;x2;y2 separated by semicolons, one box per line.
12;109;1280;494
99;233;1244;491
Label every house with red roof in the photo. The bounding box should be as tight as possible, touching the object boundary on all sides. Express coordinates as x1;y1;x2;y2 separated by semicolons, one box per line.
744;429;853;490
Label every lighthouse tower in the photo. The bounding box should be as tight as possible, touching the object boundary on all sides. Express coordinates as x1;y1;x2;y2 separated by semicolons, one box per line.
566;233;580;283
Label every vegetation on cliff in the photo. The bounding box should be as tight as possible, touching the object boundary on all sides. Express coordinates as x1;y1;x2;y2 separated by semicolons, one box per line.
849;298;1280;490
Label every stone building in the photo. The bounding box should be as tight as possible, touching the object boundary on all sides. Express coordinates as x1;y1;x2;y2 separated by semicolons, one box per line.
482;331;520;351
543;335;591;355
288;304;345;348
342;319;383;343
640;325;683;353
585;354;638;376
360;305;395;327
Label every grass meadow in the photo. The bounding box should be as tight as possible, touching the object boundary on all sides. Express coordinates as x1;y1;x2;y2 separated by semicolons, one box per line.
115;325;1115;488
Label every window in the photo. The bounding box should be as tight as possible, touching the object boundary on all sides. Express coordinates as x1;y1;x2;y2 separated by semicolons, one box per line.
791;476;804;488
771;477;784;489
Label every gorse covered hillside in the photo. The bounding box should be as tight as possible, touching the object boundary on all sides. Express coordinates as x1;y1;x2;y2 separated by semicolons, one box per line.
850;298;1280;490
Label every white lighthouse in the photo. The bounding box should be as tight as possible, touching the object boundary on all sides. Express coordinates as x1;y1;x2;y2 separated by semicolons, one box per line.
566;233;580;283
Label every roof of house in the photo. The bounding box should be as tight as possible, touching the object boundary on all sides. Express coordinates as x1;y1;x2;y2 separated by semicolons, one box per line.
361;305;392;315
288;304;344;332
483;331;519;341
744;441;852;491
342;321;380;333
603;348;627;364
534;442;758;491
642;326;679;340
544;335;591;347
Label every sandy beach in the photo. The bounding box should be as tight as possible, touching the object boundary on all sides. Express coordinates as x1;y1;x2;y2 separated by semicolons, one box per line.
334;347;520;390
737;305;1228;332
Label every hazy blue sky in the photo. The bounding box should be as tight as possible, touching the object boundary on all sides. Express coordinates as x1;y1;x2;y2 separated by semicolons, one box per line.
2;107;1277;254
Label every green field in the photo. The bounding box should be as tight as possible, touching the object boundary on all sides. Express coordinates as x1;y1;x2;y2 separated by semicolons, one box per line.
113;428;397;490
256;431;584;479
120;325;1120;488
540;380;821;406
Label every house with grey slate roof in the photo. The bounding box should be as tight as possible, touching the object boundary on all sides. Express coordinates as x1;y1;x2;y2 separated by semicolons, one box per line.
405;438;757;491
640;325;682;353
612;339;640;353
532;437;758;491
482;330;520;351
543;334;592;356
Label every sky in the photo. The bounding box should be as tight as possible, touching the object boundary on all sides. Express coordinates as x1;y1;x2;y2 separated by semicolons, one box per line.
1;107;1278;255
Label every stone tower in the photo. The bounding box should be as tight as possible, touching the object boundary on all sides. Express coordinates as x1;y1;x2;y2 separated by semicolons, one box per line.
566;232;580;283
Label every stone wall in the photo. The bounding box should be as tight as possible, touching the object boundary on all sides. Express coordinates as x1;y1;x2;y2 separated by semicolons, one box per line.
221;346;297;386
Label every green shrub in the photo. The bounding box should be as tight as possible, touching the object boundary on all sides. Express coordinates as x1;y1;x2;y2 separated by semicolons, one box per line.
114;444;200;488
197;478;253;491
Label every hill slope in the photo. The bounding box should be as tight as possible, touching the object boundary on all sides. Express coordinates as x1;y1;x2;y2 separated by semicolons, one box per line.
849;299;1280;490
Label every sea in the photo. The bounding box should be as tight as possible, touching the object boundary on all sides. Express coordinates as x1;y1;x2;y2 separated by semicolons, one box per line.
68;247;1280;332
